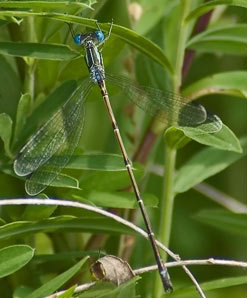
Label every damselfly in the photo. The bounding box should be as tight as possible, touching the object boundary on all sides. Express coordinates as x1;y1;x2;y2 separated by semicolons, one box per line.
14;21;222;293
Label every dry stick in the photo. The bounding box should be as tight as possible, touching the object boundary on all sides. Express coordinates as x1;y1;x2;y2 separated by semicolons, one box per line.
0;198;206;297
43;258;247;298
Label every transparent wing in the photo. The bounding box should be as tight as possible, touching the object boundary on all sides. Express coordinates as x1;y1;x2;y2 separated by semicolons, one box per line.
106;73;222;134
14;78;93;195
25;103;85;196
14;78;92;177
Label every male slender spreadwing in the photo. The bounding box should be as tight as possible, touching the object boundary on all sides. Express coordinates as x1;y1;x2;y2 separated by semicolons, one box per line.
14;20;222;293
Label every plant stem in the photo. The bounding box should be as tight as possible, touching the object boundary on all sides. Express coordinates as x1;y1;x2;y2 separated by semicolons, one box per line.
24;16;36;100
159;146;177;251
152;1;191;296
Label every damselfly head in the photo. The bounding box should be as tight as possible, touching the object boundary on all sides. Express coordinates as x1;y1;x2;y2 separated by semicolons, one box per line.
74;33;84;45
95;30;104;42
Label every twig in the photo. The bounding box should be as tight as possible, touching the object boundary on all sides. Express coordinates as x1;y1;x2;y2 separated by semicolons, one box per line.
135;258;247;275
0;198;205;296
150;164;247;214
0;198;176;258
43;258;247;298
44;281;96;298
194;183;247;214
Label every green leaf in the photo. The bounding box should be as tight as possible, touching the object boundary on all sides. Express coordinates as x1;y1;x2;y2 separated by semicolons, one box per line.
0;11;172;72
78;282;115;298
1;166;80;192
26;256;88;298
13;93;32;145
193;209;247;237
134;0;173;35
174;136;247;193
186;0;247;22
170;275;247;297
48;173;80;190
65;153;126;171
80;163;144;192
0;42;78;60
100;276;140;298
186;24;247;55
0;113;13;158
0;245;34;278
0;215;135;241
14;80;77;149
0;56;21;119
34;250;99;265
182;71;247;99
78;277;140;298
22;204;57;220
86;191;158;209
0;0;93;10
177;124;242;152
165;127;191;149
58;285;76;298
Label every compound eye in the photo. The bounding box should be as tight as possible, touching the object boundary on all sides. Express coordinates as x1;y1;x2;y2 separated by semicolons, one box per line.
74;34;83;45
95;30;104;42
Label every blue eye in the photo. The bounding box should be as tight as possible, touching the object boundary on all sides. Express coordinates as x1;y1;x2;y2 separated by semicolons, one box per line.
74;34;82;45
95;30;104;42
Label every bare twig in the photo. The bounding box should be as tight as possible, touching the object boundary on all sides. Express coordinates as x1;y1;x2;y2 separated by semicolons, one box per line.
0;198;205;296
44;282;96;298
43;258;247;298
150;164;247;213
0;198;176;258
135;258;247;275
194;183;247;214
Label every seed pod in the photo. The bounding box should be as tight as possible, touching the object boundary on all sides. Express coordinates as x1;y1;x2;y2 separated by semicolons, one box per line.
91;255;135;286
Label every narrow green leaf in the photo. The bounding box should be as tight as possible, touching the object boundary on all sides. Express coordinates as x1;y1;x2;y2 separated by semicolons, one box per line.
86;191;158;208
193;209;247;237
0;113;13;158
175;136;246;193
65;153;126;171
0;42;78;60
186;0;247;22
13;93;32;144
78;282;115;298
0;0;93;10
0;11;172;72
165;127;191;149
0;245;34;278
171;275;247;297
101;276;139;298
1;166;80;192
48;173;80;189
80;163;144;192
0;56;21;119
134;0;173;35
182;71;247;99
78;277;140;298
58;285;76;298
26;257;88;298
34;250;99;264
177;124;242;152
186;24;247;55
0;215;135;241
14;80;77;149
22;205;57;220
